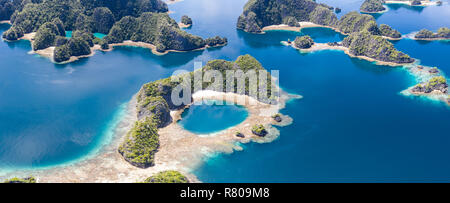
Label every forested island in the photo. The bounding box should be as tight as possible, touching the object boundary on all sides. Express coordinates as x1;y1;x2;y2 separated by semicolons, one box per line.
414;27;450;40
238;0;410;64
0;0;227;63
360;0;386;13
119;54;279;168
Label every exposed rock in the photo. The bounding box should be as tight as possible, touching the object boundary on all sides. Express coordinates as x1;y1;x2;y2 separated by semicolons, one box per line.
415;28;450;39
2;26;23;40
342;30;414;64
143;171;189;183
104;12;224;52
335;7;342;13
181;15;192;26
137;96;172;128
235;132;245;138
412;76;448;94
294;35;314;49
252;124;268;137
429;68;439;74
415;29;435;39
327;42;340;46
272;114;282;122
379;24;402;39
118;118;160;168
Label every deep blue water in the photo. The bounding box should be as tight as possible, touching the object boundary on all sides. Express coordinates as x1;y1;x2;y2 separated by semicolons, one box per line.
1;0;450;182
178;101;248;134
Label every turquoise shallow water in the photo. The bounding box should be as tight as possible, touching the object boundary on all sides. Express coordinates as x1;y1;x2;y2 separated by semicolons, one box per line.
1;0;450;182
65;31;106;39
178;100;248;134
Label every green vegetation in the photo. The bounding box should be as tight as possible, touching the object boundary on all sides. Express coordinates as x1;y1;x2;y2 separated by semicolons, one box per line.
92;7;115;34
437;27;450;38
123;55;278;168
337;11;377;34
53;31;93;63
237;0;337;33
143;171;189;183
283;16;299;27
415;27;450;39
411;0;421;6
429;76;447;87
3;176;36;183
118;118;160;168
104;12;226;52
415;29;435;38
360;0;386;13
251;124;268;137
342;30;414;63
181;15;192;25
3;0;168;38
379;24;402;38
205;36;228;47
33;21;64;50
2;25;23;40
294;35;314;49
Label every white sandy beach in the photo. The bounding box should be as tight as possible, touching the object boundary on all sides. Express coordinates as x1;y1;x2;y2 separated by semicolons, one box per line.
1;89;300;182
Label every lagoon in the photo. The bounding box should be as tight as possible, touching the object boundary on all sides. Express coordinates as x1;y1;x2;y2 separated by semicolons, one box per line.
1;0;450;182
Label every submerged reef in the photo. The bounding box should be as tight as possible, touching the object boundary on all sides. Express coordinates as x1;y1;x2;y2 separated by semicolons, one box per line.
143;170;189;183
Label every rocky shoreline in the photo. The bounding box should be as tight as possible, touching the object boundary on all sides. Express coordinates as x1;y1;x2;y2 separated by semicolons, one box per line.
385;0;438;6
0;89;300;183
5;34;226;64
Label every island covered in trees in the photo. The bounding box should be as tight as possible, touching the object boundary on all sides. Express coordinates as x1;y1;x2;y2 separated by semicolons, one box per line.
0;0;227;63
360;0;386;13
237;0;411;65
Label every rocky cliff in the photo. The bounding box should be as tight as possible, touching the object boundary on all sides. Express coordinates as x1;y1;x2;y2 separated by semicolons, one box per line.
237;0;337;33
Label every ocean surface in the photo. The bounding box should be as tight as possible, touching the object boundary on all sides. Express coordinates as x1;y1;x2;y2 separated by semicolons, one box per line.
0;0;450;182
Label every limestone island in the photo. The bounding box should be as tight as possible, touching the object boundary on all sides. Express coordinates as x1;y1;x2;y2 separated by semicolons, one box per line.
360;0;388;14
20;55;300;182
237;0;402;40
413;27;450;41
2;176;36;183
1;0;227;64
385;0;440;7
179;15;193;29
